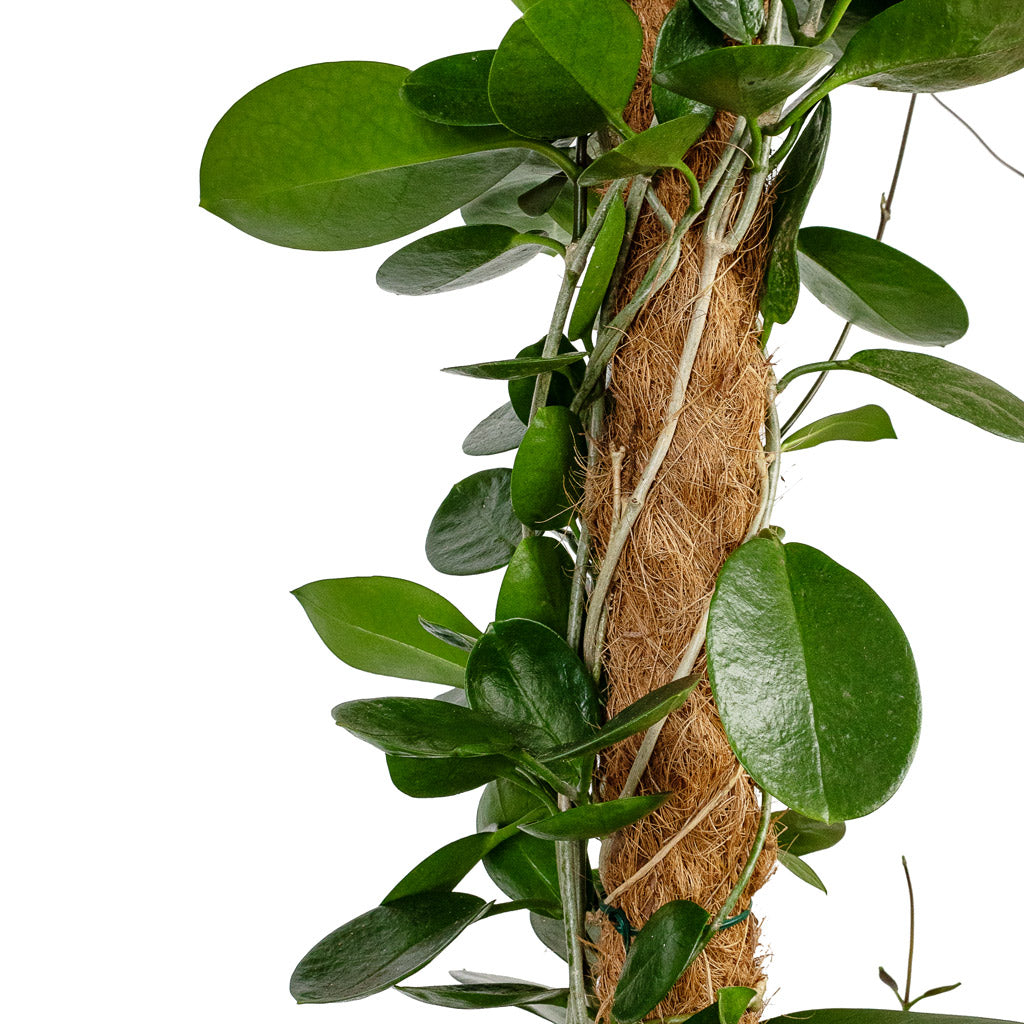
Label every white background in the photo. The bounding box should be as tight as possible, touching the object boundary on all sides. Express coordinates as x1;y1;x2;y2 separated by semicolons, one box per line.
5;2;1024;1022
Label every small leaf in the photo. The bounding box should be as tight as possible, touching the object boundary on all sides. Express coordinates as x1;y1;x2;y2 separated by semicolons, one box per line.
910;984;964;1008
797;227;969;345
579;115;711;186
478;777;547;831
651;1;723;124
511;406;584;530
463;403;528;456
520;793;672;840
401;51;500;126
781;404;897;451
764;1010;1019;1024
398;983;569;1009
418;617;477;653
426;468;521;575
293;577;479;688
613;900;711;1023
518;173;568;217
773;807;847;856
496;536;574;635
878;966;902;997
718;987;758;1024
567;195;627;341
386;753;511;799
508;338;584;423
777;849;828;893
290;893;490;1003
445;352;586;381
693;0;765;43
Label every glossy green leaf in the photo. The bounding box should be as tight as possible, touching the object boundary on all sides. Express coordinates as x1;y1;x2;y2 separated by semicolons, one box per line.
401;51;499;126
707;536;921;822
568;195;626;341
522;0;643;120
449;971;570;1023
293;577;479;687
290;893;489;1003
509;338;584;423
781;404;896;451
764;1011;1020;1024
399;983;569;1009
377;225;553;296
762;98;831;327
478;777;547;830
521;793;672;840
418;618;477;654
386;753;511;798
655;45;831;120
797;227;969;345
540;676;700;763
511;406;584;530
773;808;847;856
426;468;520;576
200;62;524;251
613;900;711;1023
332;696;519;758
718;988;758;1024
489;18;607;140
445;352;586;381
496;536;574;635
463;403;528;456
579;115;711;186
693;0;765;43
484;832;563;913
777;849;828;893
842;349;1024;442
467;618;598;750
651;1;722;124
518;173;568;217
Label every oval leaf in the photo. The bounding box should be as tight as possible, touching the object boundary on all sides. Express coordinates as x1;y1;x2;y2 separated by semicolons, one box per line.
652;1;723;124
773;807;847;856
293;577;479;687
484;832;563;912
386;753;511;799
707;536;921;822
463;403;528;456
401;51;500;126
399;983;569;1009
496;535;574;635
511;406;584;530
520;793;673;840
692;0;765;43
797;227;969;345
568;195;627;341
445;352;586;381
579;115;712;186
764;1011;1021;1024
426;468;521;575
200;62;524;250
777;848;828;893
781;404;897;451
290;892;489;1003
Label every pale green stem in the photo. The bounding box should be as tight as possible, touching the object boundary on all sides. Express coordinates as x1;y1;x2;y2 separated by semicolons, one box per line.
556;803;591;1024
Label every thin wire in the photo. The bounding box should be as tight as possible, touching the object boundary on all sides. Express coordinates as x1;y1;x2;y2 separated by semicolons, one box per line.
932;94;1024;180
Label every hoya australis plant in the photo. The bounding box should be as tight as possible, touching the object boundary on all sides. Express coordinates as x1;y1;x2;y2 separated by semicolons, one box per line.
200;1;1024;1022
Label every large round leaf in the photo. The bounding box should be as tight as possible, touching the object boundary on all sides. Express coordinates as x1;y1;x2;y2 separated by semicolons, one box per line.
651;1;722;124
200;62;525;250
797;227;968;345
706;536;921;823
401;51;500;126
426;469;520;576
290;892;488;1003
496;535;574;635
511;406;584;530
292;577;479;687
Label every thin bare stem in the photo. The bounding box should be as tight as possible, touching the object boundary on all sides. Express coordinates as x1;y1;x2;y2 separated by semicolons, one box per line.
931;94;1024;180
902;855;916;1011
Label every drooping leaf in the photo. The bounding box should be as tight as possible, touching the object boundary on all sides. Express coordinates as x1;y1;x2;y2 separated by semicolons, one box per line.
445;352;586;381
496;536;574;635
511;406;584;530
200;62;524;250
781;404;897;451
579;115;711;186
449;971;571;1023
401;51;500;126
797;227;969;345
399;983;569;1010
508;338;585;423
651;1;723;124
707;535;921;823
693;0;765;43
520;793;673;840
773;807;847;856
567;195;627;342
386;753;511;798
777;849;828;893
418;618;477;654
519;173;568;217
377;225;554;296
293;577;479;688
764;1011;1019;1024
613;900;711;1023
463;403;528;456
426;468;521;575
879;966;902;997
761;98;831;327
654;45;831;120
290;893;490;1003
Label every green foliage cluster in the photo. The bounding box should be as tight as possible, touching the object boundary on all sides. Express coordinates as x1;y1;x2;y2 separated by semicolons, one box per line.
200;1;1024;1022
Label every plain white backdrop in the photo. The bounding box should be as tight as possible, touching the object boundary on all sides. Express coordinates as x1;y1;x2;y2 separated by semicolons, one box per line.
5;2;1024;1022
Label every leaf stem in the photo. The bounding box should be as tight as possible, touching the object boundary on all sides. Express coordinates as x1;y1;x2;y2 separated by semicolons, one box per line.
902;855;915;1011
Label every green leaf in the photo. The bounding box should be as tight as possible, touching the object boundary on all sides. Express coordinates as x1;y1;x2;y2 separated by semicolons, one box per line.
489;18;607;140
445;352;586;381
540;676;700;763
418;618;477;654
909;984;964;1008
520;793;673;840
797;227;969;345
463;403;528;456
293;577;479;688
511;406;584;530
613;900;711;1023
879;966;901;997
651;1;723;124
496;536;574;635
654;45;831;120
467;618;599;750
377;225;553;296
478;777;547;831
386;753;511;798
773;807;847;856
518;173;568;217
707;536;921;822
579;115;711;186
426;468;521;576
843;349;1024;442
718;988;758;1024
401;51;500;126
449;971;570;1023
692;0;765;43
290;893;490;1003
777;849;828;893
484;832;563;913
568;195;626;341
399;983;569;1010
332;696;519;758
200;62;524;251
762;98;831;327
781;404;896;451
522;0;644;121
508;338;584;424
764;1011;1020;1024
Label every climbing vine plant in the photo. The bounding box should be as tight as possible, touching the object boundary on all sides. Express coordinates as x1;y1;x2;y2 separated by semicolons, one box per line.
201;1;1024;1023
